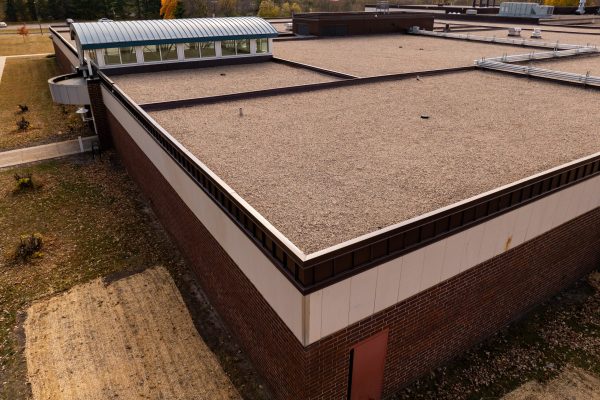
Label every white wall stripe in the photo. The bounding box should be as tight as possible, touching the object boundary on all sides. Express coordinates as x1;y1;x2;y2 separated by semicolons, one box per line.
101;87;305;343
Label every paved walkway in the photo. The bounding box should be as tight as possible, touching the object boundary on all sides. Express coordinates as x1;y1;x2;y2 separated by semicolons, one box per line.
7;52;54;58
0;56;5;84
0;135;98;169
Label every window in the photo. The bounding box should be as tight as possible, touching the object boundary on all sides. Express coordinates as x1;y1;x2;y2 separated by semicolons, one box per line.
221;40;237;56
236;39;250;55
200;42;216;57
184;42;200;59
103;48;121;65
142;44;161;62
120;46;137;64
160;43;178;60
256;38;269;54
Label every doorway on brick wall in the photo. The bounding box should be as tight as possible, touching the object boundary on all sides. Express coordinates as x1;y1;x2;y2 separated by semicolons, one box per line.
347;329;389;400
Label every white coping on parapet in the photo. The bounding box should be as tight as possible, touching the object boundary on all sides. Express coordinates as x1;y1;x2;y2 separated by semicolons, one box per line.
6;53;54;58
101;85;306;343
51;32;79;68
0;136;98;169
305;173;600;344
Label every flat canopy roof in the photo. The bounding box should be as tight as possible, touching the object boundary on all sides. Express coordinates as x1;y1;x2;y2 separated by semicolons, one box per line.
71;17;278;50
149;71;600;254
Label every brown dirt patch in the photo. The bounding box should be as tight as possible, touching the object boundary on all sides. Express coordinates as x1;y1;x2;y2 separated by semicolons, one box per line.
0;156;270;400
503;366;600;400
24;266;240;400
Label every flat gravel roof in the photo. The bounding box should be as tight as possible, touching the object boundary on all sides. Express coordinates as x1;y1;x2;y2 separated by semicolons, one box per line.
273;34;532;77
149;70;600;253
112;62;338;103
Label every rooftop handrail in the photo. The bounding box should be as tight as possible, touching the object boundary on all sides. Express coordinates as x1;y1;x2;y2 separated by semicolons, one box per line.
411;28;594;51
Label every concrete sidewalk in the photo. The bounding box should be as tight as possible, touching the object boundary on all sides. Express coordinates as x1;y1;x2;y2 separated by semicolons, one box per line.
0;56;6;83
0;136;98;169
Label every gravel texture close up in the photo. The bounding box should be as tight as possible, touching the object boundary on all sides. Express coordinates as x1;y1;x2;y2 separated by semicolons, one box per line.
149;70;600;254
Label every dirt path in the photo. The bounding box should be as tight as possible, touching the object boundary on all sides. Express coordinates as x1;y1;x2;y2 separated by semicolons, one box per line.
24;266;240;400
503;366;600;400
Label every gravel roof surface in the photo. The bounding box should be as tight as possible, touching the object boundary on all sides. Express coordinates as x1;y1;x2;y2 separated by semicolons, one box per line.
532;54;600;75
112;62;338;103
149;70;600;253
273;34;535;77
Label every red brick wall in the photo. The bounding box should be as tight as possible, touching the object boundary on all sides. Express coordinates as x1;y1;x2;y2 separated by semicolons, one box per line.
87;81;113;149
52;40;75;75
103;101;600;400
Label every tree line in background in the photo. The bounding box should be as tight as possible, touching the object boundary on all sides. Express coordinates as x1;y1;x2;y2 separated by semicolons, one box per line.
4;0;161;21
3;0;366;21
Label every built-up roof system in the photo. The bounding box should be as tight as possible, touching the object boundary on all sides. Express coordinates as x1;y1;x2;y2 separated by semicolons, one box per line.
71;17;278;50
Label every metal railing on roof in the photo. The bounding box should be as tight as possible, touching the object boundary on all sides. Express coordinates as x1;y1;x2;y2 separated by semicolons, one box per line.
411;28;594;50
476;59;600;87
480;47;598;63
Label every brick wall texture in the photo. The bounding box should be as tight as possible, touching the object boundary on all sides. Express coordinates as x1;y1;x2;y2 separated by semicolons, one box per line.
87;81;113;149
52;40;75;75
105;106;600;400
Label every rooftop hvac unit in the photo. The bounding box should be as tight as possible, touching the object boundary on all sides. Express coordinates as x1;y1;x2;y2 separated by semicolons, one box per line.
376;0;390;13
508;27;522;36
530;28;542;38
285;22;293;31
499;2;554;17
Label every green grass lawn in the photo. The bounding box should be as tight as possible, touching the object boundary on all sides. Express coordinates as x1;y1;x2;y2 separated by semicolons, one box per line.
0;156;269;400
0;55;87;150
0;157;198;399
0;34;53;56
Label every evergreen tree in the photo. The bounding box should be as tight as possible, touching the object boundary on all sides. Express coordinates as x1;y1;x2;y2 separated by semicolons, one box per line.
174;0;185;17
5;0;18;20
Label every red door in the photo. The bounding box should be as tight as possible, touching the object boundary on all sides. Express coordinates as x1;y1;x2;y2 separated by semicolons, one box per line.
348;329;389;400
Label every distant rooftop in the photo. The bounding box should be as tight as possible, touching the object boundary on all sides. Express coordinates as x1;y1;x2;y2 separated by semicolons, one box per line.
273;34;530;77
71;17;278;50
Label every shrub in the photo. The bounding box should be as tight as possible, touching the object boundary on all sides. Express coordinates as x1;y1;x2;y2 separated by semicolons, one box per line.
17;25;29;41
16;117;30;131
14;173;34;191
14;233;44;262
18;104;28;113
